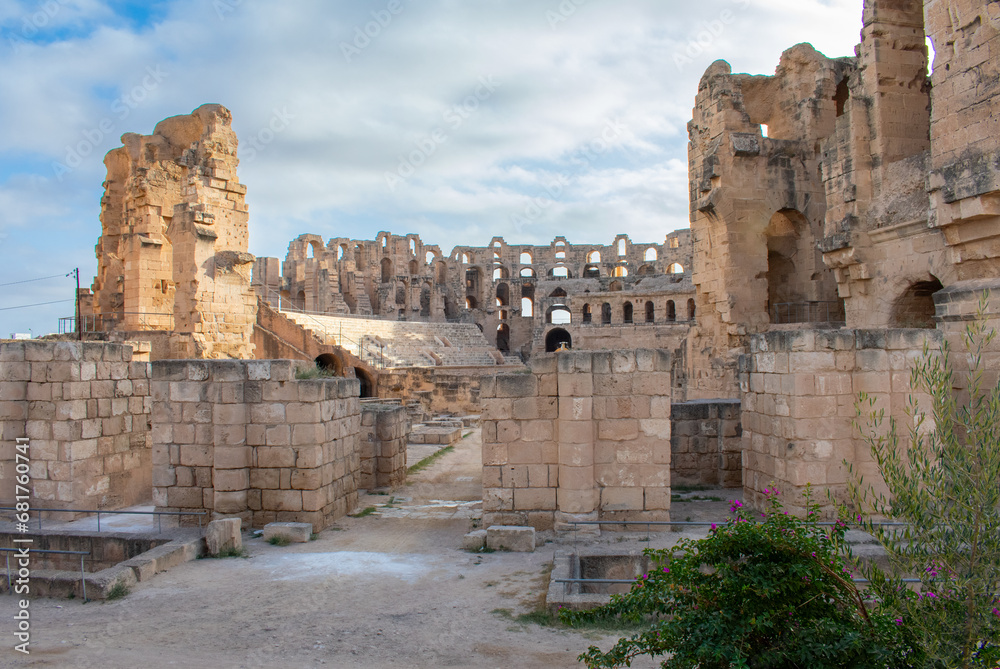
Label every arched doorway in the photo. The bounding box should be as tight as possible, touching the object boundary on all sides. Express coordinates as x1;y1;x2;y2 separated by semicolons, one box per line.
315;354;342;375
496;324;510;352
545;328;572;353
354;367;375;398
890;278;943;328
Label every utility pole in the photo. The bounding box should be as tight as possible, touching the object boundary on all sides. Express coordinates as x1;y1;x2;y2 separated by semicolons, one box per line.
74;268;81;341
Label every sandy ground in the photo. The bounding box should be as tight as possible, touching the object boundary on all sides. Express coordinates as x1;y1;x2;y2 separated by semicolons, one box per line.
0;430;737;669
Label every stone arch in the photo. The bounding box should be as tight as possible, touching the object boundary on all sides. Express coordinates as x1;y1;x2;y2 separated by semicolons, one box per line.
687;298;696;321
613;266;628;277
667;263;684;274
315;353;342;375
645;301;654;323
420;282;432;317
601;303;612;324
547;305;572;324
496;282;510;307
667;300;676;322
409;259;419;275
644;247;657;261
623;302;633;324
587;251;601;263
354;367;375;398
638;264;655;276
545;328;572;352
496;323;510;352
381;258;393;283
889;277;943;328
436;261;448;284
521;296;534;317
582;303;592;323
584;264;600;278
520;251;533;264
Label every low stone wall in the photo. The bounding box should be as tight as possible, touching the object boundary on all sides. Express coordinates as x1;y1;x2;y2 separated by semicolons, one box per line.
0;530;167;572
151;359;361;532
0;341;151;512
740;328;939;515
671;399;741;488
378;367;494;414
482;350;672;531
359;404;408;490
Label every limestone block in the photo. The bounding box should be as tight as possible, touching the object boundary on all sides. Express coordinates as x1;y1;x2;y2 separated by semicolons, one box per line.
486;525;535;552
263;521;312;543
462;529;487;551
204;517;243;555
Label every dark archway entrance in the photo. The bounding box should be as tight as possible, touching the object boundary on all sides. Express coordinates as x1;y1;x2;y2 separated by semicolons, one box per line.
315;353;342;375
545;328;572;353
354;367;375;398
496;324;510;353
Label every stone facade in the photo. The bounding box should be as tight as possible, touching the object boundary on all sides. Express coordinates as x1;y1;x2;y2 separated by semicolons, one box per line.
481;350;672;531
359;403;408;490
670;399;742;488
0;341;151;513
151;359;361;532
254;230;694;363
88;104;257;360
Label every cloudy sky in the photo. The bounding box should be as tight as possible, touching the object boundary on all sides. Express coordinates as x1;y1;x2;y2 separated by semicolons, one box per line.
0;0;863;335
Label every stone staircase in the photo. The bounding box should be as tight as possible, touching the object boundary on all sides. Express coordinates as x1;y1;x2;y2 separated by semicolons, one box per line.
280;311;520;368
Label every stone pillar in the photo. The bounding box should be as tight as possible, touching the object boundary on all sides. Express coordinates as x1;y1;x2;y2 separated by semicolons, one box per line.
554;351;598;529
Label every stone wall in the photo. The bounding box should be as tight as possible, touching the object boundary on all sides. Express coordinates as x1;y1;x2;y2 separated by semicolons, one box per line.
359;404;408;490
670;399;741;488
740;328;939;515
378;367;485;414
151;359;361;532
482;349;672;531
0;341;151;513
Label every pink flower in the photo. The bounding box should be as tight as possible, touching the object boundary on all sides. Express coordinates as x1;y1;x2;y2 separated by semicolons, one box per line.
710;523;717;531
895;618;903;626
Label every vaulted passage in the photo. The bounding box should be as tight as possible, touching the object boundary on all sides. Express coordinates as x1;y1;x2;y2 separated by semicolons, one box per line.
545;328;572;352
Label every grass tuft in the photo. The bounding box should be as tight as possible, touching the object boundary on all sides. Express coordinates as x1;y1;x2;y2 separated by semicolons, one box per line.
106;582;130;601
407;446;455;475
267;535;291;547
348;506;378;518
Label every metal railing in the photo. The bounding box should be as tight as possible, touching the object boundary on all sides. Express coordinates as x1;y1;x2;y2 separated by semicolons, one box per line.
0;507;206;533
771;301;846;325
261;289;387;369
59;312;174;334
2;547;90;600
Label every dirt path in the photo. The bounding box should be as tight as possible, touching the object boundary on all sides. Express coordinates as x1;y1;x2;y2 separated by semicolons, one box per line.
0;430;663;669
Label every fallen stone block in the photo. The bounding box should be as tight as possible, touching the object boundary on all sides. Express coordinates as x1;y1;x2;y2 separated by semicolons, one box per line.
205;517;242;556
486;525;535;552
263;521;312;543
461;530;487;551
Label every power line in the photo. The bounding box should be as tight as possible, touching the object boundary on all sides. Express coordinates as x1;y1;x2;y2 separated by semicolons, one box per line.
0;272;75;288
0;299;73;312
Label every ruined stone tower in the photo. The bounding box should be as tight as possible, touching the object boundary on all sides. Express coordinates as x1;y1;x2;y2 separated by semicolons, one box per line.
91;104;257;359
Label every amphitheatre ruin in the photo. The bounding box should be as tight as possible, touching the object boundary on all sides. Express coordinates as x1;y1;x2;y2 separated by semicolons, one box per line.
0;0;997;665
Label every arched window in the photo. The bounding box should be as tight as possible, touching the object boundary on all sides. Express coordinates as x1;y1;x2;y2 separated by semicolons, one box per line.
521;296;534;317
496;283;510;307
551;266;569;278
584;264;600;278
613;266;628;278
644;248;657;261
623;303;633;324
889;279;942;328
582;303;592;324
667;263;684;274
337;245;345;261
381;258;393;283
668;237;680;249
409;259;419;275
409;239;416;255
609;280;623;292
520;267;536;278
587;251;601;263
667;300;676;322
555;241;566;260
465;296;478;309
687;298;696;321
425;251;435;265
545;328;572;352
548;305;572;325
601;303;612;325
493;266;509;281
461;253;470;264
520;251;533;265
617;239;626;256
645;301;654;323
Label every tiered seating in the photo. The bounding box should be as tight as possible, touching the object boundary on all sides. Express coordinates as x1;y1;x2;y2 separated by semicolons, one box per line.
280;312;520;368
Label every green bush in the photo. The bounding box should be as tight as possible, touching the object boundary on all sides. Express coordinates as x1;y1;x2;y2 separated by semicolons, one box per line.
850;300;1000;668
562;487;919;668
